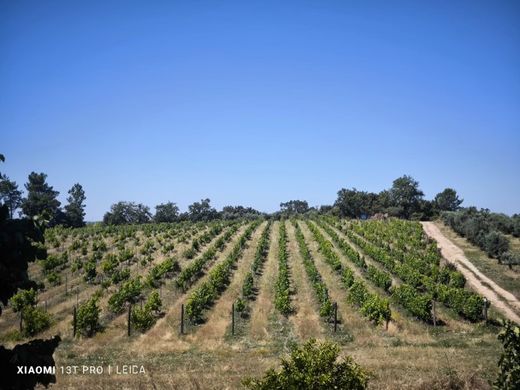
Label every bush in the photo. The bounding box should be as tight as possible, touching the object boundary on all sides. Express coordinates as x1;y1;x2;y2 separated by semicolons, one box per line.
495;320;520;390
243;339;368;389
484;231;509;259
22;306;51;336
131;306;155;331
76;297;100;337
9;289;38;312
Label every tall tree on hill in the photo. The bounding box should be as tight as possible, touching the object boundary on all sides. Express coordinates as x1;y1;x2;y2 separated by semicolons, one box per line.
334;189;378;218
389;175;424;219
154;202;179;223
188;198;218;221
64;183;86;227
280;200;310;215
434;188;463;212
103;201;151;225
21;172;61;224
0;174;23;219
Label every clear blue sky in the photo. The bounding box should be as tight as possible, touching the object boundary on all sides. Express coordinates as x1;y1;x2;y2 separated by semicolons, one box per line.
1;0;519;221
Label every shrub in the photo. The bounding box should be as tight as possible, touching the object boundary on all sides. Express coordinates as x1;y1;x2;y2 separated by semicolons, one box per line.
76;297;100;337
243;339;368;389
495;320;520;390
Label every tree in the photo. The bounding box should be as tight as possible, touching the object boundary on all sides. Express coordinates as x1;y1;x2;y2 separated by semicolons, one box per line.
188;198;218;221
434;188;463;212
280;200;309;215
243;339;368;389
154;202;179;223
64;183;86;227
0;174;23;219
103;201;151;225
389;175;424;219
21;172;61;224
334;189;377;218
221;205;261;220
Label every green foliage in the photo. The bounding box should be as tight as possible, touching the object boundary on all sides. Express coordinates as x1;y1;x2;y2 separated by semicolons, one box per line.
131;305;155;331
366;265;392;292
242;272;254;299
154;202;179;223
176;224;240;290
0;174;23;219
76;297;100;337
185;222;259;323
391;284;432;322
21;306;51;336
64;183;86;227
144;290;162;313
103;201;152;225
9;288;50;336
434;188;463;212
292;220;333;318
108;277;142;313
275;220;292;315
21;172;61;224
83;258;97;282
9;288;38;312
243;339;368;390
494;321;520;390
47;271;61;286
146;257;179;287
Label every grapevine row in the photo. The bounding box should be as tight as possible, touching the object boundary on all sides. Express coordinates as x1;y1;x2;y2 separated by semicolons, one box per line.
185;221;261;323
274;220;292;315
305;221;391;326
175;224;241;291
292;220;333;318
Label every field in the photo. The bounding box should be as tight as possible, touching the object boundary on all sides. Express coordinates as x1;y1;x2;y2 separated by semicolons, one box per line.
0;218;512;389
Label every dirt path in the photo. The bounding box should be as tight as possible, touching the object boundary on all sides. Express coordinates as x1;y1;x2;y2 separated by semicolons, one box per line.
422;222;520;324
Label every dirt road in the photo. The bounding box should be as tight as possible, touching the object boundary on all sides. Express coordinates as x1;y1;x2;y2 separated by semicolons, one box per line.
422;222;520;324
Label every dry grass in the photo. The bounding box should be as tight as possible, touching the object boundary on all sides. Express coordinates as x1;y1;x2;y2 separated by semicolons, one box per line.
285;221;325;340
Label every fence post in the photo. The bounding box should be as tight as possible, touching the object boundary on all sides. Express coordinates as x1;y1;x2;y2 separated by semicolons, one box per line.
76;290;79;306
127;304;132;337
483;298;489;321
232;303;235;336
73;306;77;337
19;311;23;332
180;304;184;335
432;300;436;327
335;302;339;331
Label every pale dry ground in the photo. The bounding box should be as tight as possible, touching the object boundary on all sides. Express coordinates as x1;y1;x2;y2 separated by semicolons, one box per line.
422;221;520;324
249;221;279;341
4;220;504;389
285;222;325;340
324;221;475;333
129;224;250;354
187;221;266;347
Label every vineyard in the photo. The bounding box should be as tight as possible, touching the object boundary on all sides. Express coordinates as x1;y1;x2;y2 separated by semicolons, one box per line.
0;217;513;389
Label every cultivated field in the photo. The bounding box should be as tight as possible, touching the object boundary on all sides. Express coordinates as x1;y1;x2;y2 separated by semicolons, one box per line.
0;217;515;389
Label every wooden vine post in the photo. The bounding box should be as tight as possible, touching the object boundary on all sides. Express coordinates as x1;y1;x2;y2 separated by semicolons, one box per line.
73;306;77;337
180;304;184;335
432;300;437;327
231;303;235;336
333;302;338;333
127;304;132;337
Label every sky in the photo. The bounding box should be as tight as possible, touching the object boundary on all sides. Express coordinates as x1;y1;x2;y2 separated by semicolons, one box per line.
1;0;519;221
